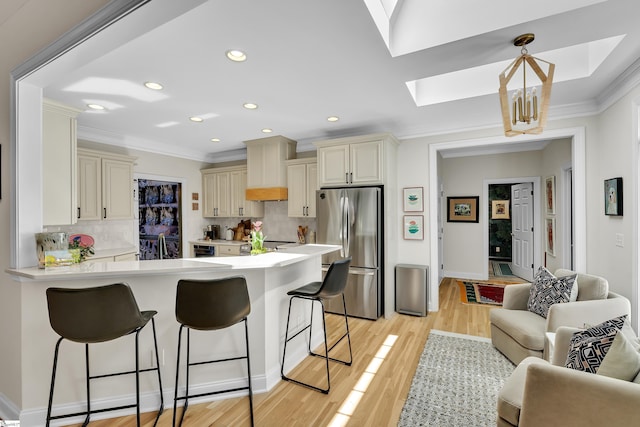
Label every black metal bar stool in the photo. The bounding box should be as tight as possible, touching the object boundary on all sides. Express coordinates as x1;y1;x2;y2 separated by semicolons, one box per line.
281;257;353;394
173;276;254;427
45;283;164;427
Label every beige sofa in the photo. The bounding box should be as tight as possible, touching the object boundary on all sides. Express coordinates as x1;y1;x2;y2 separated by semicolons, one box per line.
490;269;631;364
497;327;640;427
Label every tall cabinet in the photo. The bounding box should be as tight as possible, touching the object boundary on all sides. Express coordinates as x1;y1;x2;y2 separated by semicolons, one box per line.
42;99;81;225
77;148;135;220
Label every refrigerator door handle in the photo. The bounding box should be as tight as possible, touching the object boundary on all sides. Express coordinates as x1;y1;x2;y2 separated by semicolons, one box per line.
348;267;376;276
342;192;349;258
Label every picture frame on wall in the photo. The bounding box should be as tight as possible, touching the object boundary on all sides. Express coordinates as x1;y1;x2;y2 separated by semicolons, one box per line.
491;200;510;220
403;215;424;240
447;196;479;223
604;177;623;216
545;176;555;215
545;217;556;256
403;187;423;212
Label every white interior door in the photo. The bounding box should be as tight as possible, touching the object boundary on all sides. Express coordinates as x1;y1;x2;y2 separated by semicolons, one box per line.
511;183;534;281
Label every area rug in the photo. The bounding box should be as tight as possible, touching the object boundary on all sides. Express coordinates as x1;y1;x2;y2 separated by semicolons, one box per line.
491;261;514;277
458;281;506;305
398;330;515;427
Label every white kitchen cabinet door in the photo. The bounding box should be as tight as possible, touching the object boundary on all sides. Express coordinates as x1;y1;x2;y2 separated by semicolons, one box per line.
202;172;217;217
287;163;307;217
350;140;383;185
214;172;231;217
287;161;317;217
102;158;133;220
318;145;349;186
77;152;101;220
43;100;79;225
306;162;318;217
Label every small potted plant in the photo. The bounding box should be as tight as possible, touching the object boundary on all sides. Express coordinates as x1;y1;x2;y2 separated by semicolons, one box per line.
250;221;267;255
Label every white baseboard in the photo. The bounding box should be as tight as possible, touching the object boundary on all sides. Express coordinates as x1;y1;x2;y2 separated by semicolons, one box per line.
443;270;485;281
0;393;20;422
19;375;268;427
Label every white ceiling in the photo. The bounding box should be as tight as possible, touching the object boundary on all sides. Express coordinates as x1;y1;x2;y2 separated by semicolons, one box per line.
40;0;640;162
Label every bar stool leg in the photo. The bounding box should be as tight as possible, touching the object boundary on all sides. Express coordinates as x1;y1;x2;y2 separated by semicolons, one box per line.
150;318;164;425
84;344;91;426
46;338;64;427
243;318;255;426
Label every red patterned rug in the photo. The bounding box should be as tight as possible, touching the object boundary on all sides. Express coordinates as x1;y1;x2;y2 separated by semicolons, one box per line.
458;281;506;305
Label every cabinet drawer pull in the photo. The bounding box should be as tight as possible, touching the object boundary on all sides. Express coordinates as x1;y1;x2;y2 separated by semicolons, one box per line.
77;207;81;219
103;207;107;219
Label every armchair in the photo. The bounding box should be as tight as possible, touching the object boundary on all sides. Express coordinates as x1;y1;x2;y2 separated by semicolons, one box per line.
490;269;630;364
497;327;640;427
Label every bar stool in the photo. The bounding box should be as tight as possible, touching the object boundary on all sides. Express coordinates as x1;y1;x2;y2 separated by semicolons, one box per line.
173;276;254;427
281;257;353;394
45;283;164;427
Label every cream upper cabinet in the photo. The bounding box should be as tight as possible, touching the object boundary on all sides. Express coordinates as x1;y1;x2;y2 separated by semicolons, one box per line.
77;151;101;220
202;166;263;218
286;158;317;217
77;148;135;221
43;99;81;226
315;135;389;187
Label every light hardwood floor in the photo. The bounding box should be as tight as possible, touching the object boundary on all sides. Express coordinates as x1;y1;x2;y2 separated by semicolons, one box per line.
66;278;495;426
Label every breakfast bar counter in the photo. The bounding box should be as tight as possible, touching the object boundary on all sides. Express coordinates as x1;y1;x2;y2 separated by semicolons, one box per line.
7;244;339;426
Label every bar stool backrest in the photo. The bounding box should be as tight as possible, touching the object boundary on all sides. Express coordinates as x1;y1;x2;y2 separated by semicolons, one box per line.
317;257;352;299
176;276;250;330
46;283;146;344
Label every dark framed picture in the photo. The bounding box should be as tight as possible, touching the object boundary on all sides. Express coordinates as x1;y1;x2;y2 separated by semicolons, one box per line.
447;196;479;223
604;177;623;216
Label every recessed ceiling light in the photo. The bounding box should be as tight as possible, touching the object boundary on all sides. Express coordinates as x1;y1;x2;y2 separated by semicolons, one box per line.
262;128;273;133
327;116;339;122
210;138;220;142
87;104;105;110
189;116;204;122
144;81;163;90
243;103;258;110
226;49;247;62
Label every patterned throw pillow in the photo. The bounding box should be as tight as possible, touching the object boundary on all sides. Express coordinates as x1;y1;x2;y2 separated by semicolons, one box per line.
527;266;577;318
565;315;628;373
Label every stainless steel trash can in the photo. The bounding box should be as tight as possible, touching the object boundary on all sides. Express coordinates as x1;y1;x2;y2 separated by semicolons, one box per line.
395;264;428;316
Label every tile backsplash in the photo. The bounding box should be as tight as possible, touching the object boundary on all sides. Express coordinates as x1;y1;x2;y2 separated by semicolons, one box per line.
47;219;137;250
45;201;316;253
208;201;316;243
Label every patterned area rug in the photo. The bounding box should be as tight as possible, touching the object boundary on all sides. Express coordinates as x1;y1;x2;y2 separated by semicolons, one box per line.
458;281;506;305
398;331;515;426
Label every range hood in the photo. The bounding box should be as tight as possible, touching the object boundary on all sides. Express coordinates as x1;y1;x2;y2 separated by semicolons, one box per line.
244;135;297;201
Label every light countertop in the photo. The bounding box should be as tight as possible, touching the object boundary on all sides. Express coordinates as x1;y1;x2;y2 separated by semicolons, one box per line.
7;244;340;281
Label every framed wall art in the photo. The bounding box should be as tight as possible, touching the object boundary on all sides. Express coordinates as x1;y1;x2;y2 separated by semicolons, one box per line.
491;200;510;220
604;177;623;216
447;196;479;223
545;176;555;215
403;215;424;240
545;217;556;256
403;187;423;212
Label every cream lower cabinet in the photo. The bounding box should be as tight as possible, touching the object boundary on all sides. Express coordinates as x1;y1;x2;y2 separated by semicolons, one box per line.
77;148;135;221
202;166;263;218
316;135;389;187
286;158;317;217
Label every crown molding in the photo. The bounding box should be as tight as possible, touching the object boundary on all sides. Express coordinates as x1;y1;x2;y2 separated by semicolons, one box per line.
596;56;640;112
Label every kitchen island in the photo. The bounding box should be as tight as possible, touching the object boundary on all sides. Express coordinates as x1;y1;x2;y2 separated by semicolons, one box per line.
7;244;339;427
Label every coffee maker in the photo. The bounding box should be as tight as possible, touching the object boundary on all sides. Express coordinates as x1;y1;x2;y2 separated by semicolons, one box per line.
205;224;220;240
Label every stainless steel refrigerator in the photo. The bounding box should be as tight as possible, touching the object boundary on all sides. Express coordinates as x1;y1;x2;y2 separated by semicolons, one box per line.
317;187;382;319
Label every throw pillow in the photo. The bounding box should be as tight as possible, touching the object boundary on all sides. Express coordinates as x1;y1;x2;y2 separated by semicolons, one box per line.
597;331;640;381
565;315;628;373
527;266;577;318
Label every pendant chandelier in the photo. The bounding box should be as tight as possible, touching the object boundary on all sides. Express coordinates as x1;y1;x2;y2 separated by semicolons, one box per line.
499;34;555;136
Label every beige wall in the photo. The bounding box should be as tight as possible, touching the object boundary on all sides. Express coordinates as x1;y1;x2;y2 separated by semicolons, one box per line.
0;0;110;413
